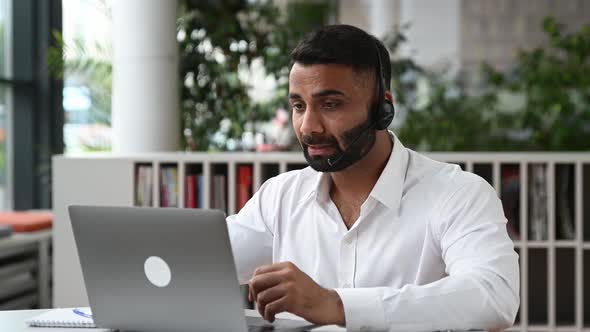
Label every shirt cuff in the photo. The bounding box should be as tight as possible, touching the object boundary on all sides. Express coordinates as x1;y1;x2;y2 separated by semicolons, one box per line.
334;288;388;332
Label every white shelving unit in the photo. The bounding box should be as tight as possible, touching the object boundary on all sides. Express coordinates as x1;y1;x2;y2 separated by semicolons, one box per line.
52;152;590;331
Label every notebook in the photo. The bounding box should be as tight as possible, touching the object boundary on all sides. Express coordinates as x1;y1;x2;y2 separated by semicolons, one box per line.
25;307;111;330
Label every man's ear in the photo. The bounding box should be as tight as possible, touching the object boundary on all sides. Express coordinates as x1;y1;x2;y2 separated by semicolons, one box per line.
385;90;393;103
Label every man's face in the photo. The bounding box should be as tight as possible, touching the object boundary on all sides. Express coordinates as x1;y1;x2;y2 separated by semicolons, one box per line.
289;63;376;172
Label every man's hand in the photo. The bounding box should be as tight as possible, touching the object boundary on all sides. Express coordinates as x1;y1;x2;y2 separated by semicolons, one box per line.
248;261;345;326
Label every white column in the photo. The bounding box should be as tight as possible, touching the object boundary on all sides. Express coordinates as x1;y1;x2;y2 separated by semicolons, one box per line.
338;0;371;33
369;0;399;39
399;0;460;71
112;0;179;153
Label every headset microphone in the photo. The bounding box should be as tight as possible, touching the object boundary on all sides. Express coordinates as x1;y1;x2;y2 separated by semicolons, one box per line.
326;120;376;167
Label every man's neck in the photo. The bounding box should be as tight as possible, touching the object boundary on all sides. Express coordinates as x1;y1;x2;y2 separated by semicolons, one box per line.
329;131;393;202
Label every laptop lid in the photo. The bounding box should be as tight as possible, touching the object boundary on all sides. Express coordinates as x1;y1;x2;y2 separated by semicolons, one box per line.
69;205;247;332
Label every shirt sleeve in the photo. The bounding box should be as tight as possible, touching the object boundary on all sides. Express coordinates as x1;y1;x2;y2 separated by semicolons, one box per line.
334;179;520;332
226;179;277;284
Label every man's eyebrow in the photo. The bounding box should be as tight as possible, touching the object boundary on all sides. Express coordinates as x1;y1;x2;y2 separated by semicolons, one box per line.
312;89;346;98
288;90;347;100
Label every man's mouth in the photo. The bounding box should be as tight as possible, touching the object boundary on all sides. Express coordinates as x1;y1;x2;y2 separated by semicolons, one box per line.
306;144;336;156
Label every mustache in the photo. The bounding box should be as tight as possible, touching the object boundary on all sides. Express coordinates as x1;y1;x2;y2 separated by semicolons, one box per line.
301;134;338;146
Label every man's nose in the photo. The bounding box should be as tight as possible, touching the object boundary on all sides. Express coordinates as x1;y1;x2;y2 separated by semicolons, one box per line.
299;108;324;136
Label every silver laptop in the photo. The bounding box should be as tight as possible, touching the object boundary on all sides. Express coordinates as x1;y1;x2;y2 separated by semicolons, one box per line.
69;205;314;332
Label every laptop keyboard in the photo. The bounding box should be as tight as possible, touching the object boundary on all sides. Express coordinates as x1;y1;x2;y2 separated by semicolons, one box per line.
246;316;315;332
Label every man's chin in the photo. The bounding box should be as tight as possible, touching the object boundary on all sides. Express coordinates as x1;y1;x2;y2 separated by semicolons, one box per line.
304;154;337;172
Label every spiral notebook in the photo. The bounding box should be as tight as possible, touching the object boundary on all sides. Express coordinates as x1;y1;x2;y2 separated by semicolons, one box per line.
26;307;111;330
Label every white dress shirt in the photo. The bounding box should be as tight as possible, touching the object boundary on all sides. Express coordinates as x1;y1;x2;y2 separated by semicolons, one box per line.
226;134;520;332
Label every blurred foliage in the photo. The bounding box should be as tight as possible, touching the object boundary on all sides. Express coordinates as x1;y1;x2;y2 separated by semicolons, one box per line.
48;0;333;151
49;3;589;153
384;27;497;151
179;0;334;150
396;17;590;151
48;32;112;125
47;1;112;126
483;17;590;151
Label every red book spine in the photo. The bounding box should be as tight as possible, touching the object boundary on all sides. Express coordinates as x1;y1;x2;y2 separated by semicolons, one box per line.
186;175;197;208
161;169;169;207
237;165;253;211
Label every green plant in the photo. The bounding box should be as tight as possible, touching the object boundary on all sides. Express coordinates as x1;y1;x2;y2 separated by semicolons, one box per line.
382;26;494;151
396;17;590;151
47;32;112;126
47;2;112;127
178;0;333;151
484;17;590;151
49;1;333;151
396;76;499;151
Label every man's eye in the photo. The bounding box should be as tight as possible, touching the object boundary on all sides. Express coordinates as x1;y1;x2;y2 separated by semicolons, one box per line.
291;103;305;112
322;101;340;109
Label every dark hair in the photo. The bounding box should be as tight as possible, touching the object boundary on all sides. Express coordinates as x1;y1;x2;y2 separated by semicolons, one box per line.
290;24;391;91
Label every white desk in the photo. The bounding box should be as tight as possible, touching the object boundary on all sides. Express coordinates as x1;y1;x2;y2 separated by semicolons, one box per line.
0;309;110;332
0;309;345;332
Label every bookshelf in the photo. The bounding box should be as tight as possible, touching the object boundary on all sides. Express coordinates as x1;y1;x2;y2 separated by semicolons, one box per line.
53;152;590;331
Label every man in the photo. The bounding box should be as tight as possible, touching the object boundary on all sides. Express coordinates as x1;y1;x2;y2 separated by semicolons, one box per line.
227;25;519;332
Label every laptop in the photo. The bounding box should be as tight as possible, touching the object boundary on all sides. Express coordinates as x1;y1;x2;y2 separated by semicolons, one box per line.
69;205;315;332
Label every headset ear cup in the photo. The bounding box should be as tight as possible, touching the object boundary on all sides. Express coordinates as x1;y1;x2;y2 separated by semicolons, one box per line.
375;102;395;130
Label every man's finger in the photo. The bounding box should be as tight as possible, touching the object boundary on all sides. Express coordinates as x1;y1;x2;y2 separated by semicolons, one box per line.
264;296;288;322
252;262;290;276
256;283;287;317
249;271;282;299
258;296;265;319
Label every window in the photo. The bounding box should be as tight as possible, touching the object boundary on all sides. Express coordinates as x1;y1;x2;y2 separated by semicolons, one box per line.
0;0;12;210
2;0;63;210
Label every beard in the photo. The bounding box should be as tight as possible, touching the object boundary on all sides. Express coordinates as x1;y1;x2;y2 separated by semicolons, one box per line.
300;119;376;173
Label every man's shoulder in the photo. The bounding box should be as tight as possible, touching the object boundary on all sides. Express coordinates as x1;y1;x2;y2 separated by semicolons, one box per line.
407;150;490;197
405;151;498;228
261;165;319;196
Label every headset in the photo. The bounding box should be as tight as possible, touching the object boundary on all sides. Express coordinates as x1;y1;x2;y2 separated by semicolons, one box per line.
326;39;395;168
372;38;395;130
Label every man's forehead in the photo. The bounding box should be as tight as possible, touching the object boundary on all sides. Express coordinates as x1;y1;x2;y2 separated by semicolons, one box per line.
289;63;370;94
289;63;355;79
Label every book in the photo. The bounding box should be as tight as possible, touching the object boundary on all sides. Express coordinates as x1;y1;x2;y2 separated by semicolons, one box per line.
237;165;253;211
160;168;169;207
144;166;153;207
160;167;179;207
169;168;178;207
556;165;575;240
212;174;227;212
135;167;144;206
500;165;521;241
220;175;227;212
186;175;197;208
529;164;548;240
135;165;153;207
25;307;113;330
197;175;204;208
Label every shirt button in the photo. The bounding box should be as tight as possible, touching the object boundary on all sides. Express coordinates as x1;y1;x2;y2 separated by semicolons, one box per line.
342;283;352;288
344;237;353;245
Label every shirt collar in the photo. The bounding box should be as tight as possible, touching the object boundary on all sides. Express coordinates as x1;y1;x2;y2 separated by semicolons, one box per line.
300;132;409;213
369;132;409;213
296;168;329;206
